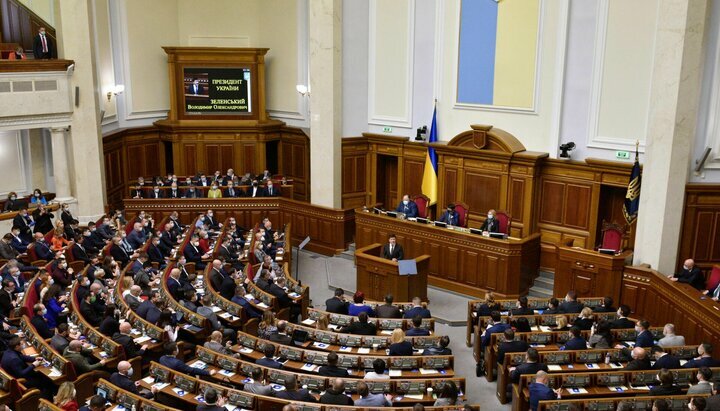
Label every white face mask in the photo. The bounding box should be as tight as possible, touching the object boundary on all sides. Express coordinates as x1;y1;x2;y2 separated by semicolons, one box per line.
403;200;409;205
683;265;690;270
127;368;133;377
487;214;494;219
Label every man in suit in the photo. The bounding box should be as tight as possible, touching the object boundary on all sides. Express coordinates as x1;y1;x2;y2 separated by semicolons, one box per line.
268;320;293;346
318;352;349;377
51;324;73;353
1;337;45;393
184;235;210;270
147;236;166;268
406;315;430;336
340;312;377;335
255;344;283;369
123;285;143;311
167;268;191;301
126;223;146;250
187;78;204;95
13;208;34;244
218;237;243;271
231;285;262;319
325;288;349;315
110;361;156;399
683;343;720;368
224;181;241;198
263;180;280;197
160;341;216;376
209;260;226;292
32;27;55;59
382;234;404;261
593;296;615;313
634;319;655;348
246;181;263;198
670;259;705;290
479;209;501;234
395;194;418;218
203;210;223;231
149;186;164;199
275;374;316;403
423;335;453;356
242;367;275;396
651;345;681;369
9;226;28;253
319;378;353;406
558;290;584;314
113;322;148;360
611;304;635;329
481;311;511;349
131;185;145;199
624;347;652;370
497;329;529;365
63;340;107;374
183;185;199;198
528;371;560;411
560;327;587;350
197;295;235;341
71;236;93;265
376;294;401;318
510;348;548;385
512;296;535;316
438;203;459;225
0;234;19;261
166;183;181;199
136;291;162;323
80;290;102;326
33;232;53;260
198;388;227;411
403;297;431;318
30;303;53;339
688;367;714;395
706;384;720;410
3;265;24;296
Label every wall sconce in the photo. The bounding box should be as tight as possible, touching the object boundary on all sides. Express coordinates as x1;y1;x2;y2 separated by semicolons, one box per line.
106;84;125;101
296;84;309;97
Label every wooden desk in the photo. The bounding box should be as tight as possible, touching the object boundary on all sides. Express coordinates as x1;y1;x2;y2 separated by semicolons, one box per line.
355;210;541;297
355;243;429;302
554;246;633;303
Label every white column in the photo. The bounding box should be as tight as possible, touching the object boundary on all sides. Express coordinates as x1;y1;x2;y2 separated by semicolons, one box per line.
49;127;73;202
309;0;343;208
633;0;708;273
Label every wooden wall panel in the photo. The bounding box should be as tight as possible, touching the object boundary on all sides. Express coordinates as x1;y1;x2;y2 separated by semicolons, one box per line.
183;144;197;174
463;172;501;216
509;179;525;221
564;184;591;229
443;169;458;206
402;159;424;197
539;180;565;224
679;184;720;275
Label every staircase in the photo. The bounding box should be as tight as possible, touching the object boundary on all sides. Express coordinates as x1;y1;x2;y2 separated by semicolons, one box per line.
529;270;554;298
337;242;355;262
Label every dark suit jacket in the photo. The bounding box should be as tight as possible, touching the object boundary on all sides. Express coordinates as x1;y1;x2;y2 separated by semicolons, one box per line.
511;362;548;384
406;327;430;336
376;304;401;318
109;372;147;396
34;240;53;260
149;190;164;199
1;349;36;379
136;300;160;321
113;333;144;359
246;186;263;198
382;243;404;260
558;300;584;314
10;236;28;253
635;330;654;348
81;300;101;326
167;189;181;199
404;306;431;319
389;341;414;356
340;322;377;336
649;385;682;396
481;323;511;348
653;354;681;369
438;210;459;225
72;244;92;264
683;356;720;368
318;365;349;377
33;33;56;59
159;355;210;376
561;337;587;351
267;283;292;308
110;244;130;267
625;357;651;370
325;297;348;315
573;317;594;331
610;317;635;329
31;315;53;339
498;340;530;364
276;389;316;402
396;201;418;218
256;357;283;369
675;267;706;290
224;188;241;198
479;218;500;233
187;83;204;95
148;244;165;265
511;307;535;316
263;186;281;197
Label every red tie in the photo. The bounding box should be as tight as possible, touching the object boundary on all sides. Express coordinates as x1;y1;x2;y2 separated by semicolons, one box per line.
41;35;48;53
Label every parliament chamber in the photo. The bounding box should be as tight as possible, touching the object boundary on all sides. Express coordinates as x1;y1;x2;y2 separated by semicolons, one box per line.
2;1;720;411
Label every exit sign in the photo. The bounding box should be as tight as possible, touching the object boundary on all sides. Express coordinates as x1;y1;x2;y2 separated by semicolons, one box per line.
616;151;630;160
382;126;392;133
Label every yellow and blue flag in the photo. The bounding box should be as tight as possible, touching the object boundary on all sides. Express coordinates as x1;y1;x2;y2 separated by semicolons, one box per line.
421;106;438;205
623;149;641;224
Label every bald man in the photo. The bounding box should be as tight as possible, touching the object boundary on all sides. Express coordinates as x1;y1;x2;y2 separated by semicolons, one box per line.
669;259;705;290
63;340;107;374
529;371;560;411
112;322;148;360
319;378;353;405
110;360;157;398
124;285;143;310
625;347;651;370
395;194;418;218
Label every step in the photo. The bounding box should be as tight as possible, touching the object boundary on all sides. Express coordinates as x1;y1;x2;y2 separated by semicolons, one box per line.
529;289;553;298
537;270;555;280
348;243;356;252
534;277;554;289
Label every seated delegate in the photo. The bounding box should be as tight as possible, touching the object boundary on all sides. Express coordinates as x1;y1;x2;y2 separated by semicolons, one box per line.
395;194;418;218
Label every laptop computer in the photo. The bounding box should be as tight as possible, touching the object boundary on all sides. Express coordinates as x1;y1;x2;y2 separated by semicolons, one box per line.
292;329;309;346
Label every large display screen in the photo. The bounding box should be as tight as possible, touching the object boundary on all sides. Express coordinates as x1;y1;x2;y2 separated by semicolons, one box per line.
183;67;251;115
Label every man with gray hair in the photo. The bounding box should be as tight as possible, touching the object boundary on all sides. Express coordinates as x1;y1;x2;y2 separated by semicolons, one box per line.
658;323;685;347
242;367;274;396
124;285;143;311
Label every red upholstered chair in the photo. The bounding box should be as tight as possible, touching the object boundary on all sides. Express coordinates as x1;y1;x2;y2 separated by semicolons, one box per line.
494;211;512;235
598;221;625;252
453;202;470;228
412;194;430;219
706;265;720;292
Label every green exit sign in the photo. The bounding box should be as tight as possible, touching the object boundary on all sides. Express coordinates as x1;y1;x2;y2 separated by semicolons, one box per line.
616;151;630;160
382;126;392;133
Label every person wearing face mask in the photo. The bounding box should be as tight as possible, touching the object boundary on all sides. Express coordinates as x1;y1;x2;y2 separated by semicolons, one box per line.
168;183;181;199
479;209;501;234
0;234;20;261
80;291;102;326
669;258;705;290
51;258;73;287
63;340;108;375
207;184;222;199
33;26;56;59
183;235;210;270
224;181;240;198
12;207;34;243
29;189;47;205
3;192;23;212
624;347;652;370
246;180;262;197
438;203;459;225
223;168;237;185
263;180;280;197
0;280;16;318
395;194;418;218
8;226;29;254
110;361;157;399
147;236;167;268
183;184;198;198
131;185;145;199
150;185;164;199
203;209;223;230
42;285;67;329
30;303;53;339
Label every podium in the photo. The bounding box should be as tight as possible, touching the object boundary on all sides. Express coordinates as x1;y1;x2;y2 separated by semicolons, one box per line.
554;245;633;304
355;243;430;302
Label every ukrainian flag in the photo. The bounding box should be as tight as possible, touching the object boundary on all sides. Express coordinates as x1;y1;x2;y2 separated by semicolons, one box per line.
421;106;438;205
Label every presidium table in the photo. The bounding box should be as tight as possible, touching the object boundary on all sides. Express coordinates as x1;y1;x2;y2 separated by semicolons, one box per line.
354;209;541;298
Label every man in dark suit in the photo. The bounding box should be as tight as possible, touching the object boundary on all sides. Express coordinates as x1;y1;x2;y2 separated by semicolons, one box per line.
197;388;226;411
255;344;283;369
1;337;45;394
224;181;241;198
339;312;377;335
318;352;350;377
109;361;156;399
651;345;681;369
148;186;164;199
403;297;431;318
683;343;720;368
263;180;280;197
406;315;430;336
71;236;93;265
382;234;404;261
167;183;181;199
167;268;191;301
670;259;705;290
0;234;19;261
136;291;162;322
187;79;204;95
275;374;316;403
481;311;511;349
558;290;584;314
528;371;559;411
12;208;34;244
510;348;548;384
9;227;28;253
246;181;263;198
610;304;635;329
325;288;349;315
498;329;529;365
33;232;53;260
32;27;55;59
113;322;148;360
624;347;652;370
593;296;615;313
438;204;460;225
204;210;223;231
376;294;401;318
147;236;166;267
512;296;535;316
30;303;53;339
160;341;215;376
479;209;501;234
268;321;293;346
184;235;210;270
80;291;102;326
395;194;418;218
634;319;655;348
560;327;587;350
209;260;226;292
131;185;145;199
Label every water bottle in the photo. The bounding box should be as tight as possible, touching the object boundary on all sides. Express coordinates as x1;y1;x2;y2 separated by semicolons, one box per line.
605;353;610;365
